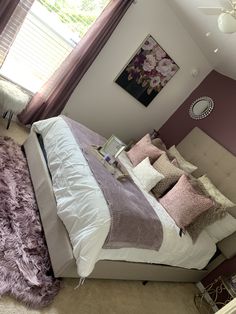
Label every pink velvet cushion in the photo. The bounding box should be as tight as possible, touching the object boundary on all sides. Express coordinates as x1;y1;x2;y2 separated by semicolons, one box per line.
159;174;215;231
127;134;163;166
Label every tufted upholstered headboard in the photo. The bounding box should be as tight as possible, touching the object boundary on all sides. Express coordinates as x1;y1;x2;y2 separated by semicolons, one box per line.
177;127;236;259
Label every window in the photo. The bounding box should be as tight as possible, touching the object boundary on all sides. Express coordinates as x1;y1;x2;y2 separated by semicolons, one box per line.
0;0;110;93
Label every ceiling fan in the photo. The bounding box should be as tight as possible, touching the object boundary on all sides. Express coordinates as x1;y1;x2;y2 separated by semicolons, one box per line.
198;0;236;33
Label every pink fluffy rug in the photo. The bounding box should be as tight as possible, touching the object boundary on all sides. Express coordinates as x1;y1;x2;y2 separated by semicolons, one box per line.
0;136;60;308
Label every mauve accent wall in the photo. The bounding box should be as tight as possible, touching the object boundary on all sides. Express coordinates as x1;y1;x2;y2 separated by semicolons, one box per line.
158;70;236;156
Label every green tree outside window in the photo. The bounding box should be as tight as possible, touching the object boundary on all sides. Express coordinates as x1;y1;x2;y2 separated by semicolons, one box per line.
38;0;110;38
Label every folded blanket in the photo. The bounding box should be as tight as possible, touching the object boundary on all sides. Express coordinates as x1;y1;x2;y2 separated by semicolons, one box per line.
63;116;163;251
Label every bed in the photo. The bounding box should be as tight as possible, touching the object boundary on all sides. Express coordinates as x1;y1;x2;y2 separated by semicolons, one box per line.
23;116;236;282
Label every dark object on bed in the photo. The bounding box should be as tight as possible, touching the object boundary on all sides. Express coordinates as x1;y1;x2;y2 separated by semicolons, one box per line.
149;129;159;140
37;134;48;164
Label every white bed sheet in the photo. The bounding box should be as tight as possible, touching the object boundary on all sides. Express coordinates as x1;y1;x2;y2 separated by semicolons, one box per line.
32;116;216;278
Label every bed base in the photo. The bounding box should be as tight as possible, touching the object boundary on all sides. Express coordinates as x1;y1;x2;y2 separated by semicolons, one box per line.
24;130;224;282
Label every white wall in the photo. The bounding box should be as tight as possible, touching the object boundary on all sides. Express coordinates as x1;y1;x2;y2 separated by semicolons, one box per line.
63;0;212;142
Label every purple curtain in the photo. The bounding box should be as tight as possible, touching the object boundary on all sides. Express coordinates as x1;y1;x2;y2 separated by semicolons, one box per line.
0;0;35;66
18;0;134;125
0;0;20;35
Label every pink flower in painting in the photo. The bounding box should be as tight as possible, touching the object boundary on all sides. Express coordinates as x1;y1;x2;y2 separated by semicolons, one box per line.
169;63;179;77
142;37;157;50
156;58;173;76
153;45;166;61
161;75;171;87
150;76;161;88
143;54;156;72
124;35;179;96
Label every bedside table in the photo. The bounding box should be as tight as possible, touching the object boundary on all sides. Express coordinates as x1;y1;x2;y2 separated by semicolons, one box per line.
195;275;236;313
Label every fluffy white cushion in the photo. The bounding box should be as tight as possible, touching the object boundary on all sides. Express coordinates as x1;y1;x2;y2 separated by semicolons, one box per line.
168;145;197;174
133;157;164;192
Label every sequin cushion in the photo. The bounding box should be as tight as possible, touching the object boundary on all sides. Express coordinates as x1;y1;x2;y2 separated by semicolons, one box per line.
152;153;185;198
186;175;232;241
159;174;215;231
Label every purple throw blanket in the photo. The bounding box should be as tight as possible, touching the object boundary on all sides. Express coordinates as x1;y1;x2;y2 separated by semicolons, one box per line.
63;117;163;251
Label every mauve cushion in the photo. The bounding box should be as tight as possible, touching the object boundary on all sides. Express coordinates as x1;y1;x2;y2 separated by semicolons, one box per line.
127;134;163;166
151;138;167;152
159;174;215;231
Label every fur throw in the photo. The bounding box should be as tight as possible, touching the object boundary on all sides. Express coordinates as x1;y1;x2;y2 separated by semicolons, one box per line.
0;136;60;308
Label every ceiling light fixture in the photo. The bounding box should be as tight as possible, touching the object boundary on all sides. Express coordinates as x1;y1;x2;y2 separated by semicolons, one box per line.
218;12;236;33
198;1;236;34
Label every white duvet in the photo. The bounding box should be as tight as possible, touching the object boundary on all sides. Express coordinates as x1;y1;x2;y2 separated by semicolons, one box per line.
32;116;216;278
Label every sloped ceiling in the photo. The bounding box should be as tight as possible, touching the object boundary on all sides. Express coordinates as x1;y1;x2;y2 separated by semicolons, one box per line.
167;0;236;80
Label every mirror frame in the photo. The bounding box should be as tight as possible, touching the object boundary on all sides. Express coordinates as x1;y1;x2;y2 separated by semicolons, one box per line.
189;96;214;120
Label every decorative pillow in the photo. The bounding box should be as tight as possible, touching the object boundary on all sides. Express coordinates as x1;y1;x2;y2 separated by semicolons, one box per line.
198;175;235;209
127;134;163;167
152;153;185;198
133;157;164;192
182;176;226;241
194;175;236;242
168;145;197;174
159;174;216;232
228;207;236;218
205;213;236;243
171;158;179;167
151;138;167;152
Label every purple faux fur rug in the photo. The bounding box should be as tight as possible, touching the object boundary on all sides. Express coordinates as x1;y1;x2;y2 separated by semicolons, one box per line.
0;136;60;308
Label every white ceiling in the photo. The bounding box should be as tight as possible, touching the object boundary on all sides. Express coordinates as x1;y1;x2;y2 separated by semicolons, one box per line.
167;0;236;80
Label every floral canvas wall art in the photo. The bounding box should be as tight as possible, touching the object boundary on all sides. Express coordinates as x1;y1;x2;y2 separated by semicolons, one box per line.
115;35;179;107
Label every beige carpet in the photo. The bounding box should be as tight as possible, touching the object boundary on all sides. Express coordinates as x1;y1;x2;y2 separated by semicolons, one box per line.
0;118;202;314
0;279;201;314
0;117;29;145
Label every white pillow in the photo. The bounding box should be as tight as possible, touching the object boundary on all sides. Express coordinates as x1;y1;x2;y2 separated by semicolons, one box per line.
133;157;164;192
168;145;197;174
205;214;236;243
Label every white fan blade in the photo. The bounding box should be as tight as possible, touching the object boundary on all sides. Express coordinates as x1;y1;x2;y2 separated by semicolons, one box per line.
198;7;224;15
220;0;233;9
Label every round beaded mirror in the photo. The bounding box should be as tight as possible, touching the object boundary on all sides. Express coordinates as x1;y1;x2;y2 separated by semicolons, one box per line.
189;97;214;120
